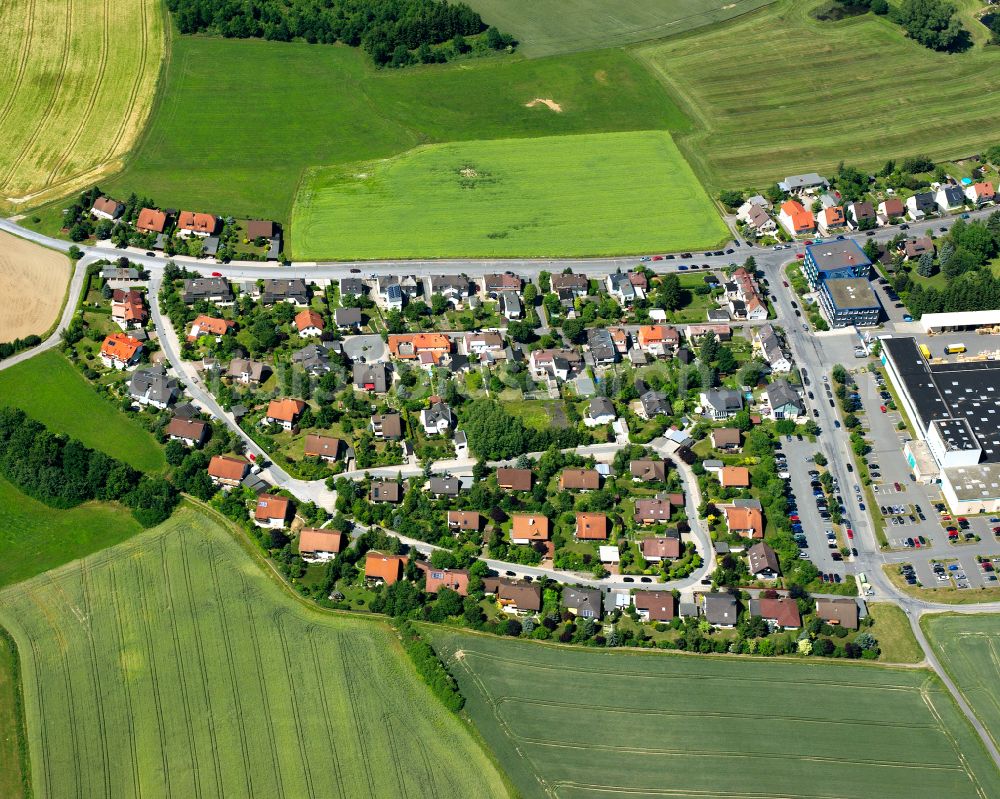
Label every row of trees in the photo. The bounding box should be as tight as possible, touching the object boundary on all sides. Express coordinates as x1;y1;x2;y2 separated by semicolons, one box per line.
0;408;178;526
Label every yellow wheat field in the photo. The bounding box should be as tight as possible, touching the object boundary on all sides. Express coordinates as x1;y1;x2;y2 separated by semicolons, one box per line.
0;0;165;210
0;231;70;342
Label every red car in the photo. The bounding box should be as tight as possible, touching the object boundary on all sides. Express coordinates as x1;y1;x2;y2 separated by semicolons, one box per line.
782;281;790;287
847;529;854;539
652;255;663;261
796;253;805;259
880;405;887;413
804;240;814;245
211;271;223;277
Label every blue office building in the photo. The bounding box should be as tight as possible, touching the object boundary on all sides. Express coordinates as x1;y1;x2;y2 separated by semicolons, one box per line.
803;239;872;288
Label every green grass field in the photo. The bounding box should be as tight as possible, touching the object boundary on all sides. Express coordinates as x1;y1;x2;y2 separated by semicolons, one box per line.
292;131;728;259
637;0;1000;191
0;350;164;473
868;603;924;664
0;477;141;589
923;614;1000;751
463;0;776;57
429;629;1000;799
0;505;508;798
101;36;685;237
0;629;27;799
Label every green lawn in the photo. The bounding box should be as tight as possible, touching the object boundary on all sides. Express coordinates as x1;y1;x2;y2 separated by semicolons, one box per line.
637;0;1000;191
0;350;165;473
923;613;1000;751
100;36;686;241
462;0;777;57
292;131;728;259
867;603;924;664
0;629;26;799
428;628;1000;799
0;505;508;799
0;478;141;588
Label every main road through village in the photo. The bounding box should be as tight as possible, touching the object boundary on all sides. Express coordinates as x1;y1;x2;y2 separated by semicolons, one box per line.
4;208;1000;767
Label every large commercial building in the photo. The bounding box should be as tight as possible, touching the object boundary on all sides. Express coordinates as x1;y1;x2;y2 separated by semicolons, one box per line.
817;277;882;328
802;240;871;288
881;337;1000;513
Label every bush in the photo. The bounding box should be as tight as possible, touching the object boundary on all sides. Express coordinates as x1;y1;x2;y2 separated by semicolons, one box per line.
397;622;464;712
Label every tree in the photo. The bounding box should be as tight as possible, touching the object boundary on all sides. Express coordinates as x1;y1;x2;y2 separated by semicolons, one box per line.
462;400;528;460
164;439;188;467
430;294;449;315
915;251;935;277
523;283;537;305
716;347;737;374
656;274;682;311
506;320;536;344
718;190;744;209
896;0;969;52
813;451;828;466
562;318;585;344
699;332;720;364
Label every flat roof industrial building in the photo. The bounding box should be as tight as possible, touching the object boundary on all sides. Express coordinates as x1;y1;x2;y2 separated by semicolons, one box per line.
818;277;882;327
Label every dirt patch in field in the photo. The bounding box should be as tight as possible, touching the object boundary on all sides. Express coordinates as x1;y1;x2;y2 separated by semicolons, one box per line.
0;231;69;342
594;70;608;84
524;98;562;112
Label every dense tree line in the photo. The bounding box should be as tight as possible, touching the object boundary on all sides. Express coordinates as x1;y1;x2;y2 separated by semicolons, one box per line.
893;0;970;52
0;408;178;526
166;0;516;65
396;622;465;711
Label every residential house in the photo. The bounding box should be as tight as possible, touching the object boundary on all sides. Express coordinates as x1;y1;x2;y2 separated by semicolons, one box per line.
778;200;815;237
428;476;461;498
295;309;325;337
129;366;179;409
560;468;600;491
292;343;330;375
447;511;482;532
136;207;168;234
370;481;402;503
371;413;403;441
364;551;407;585
778;173;829;195
482;272;522;297
254;494;291;529
723;499;764;539
752;324;792;373
328;307;360;331
484;578;542;614
510;513;550;544
339;277;366;298
720;466;750;488
227;358;269;385
711;428;742;450
111;289;146;330
906;191;937;220
298;528;346;562
701;389;743;420
685;324;731;343
641;536;680;561
607;272;637;304
497;468;532;491
100;332;143;370
430;275;471;305
630;459;667;483
388;333;451;367
847;201;876;229
816;598;860;630
637;325;679;356
303;434;341;462
529;348;583;381
703;593;738;628
817;205;846;236
747;541;780;579
562;587;602;619
420;402;453;436
901;237;934;260
462;331;505;359
100;266;139;285
549;273;589;298
353;363;389;393
634;498;671;525
418;564;470;596
264;398;306;431
737;202;777;236
575;512;609;540
609;327;630;354
638;389;671;420
208;455;250;487
499;291;522;319
261;278;309;306
629;270;649;294
378;275;421;301
877;198;905;226
935;185;965;213
384;283;403;309
166;417;208;447
177;211;218;237
764;379;804;420
634;591;677;622
91;196;124;221
966;181;995;206
585;397;617;427
246;219;276;240
181;278;233;305
587;328;617;365
749;596;801;629
187;315;234;341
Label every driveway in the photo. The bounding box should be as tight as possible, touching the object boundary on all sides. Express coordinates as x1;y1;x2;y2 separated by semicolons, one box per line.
342;334;386;363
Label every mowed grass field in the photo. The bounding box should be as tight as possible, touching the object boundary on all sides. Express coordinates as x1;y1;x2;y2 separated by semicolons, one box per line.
0;477;141;589
0;505;509;799
924;614;1000;750
293;131;728;259
0;0;164;210
637;0;1000;190
0;351;165;473
463;0;776;57
102;37;686;236
429;629;1000;799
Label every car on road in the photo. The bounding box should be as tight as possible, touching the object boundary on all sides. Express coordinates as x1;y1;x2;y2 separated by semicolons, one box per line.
640;256;651;262
782;280;789;287
145;251;155;257
961;213;970;219
678;265;688;270
211;271;222;277
349;267;361;273
834;420;841;428
802;323;809;331
796;253;805;259
880;405;887;413
623;576;635;582
640;576;652;583
652;255;663;261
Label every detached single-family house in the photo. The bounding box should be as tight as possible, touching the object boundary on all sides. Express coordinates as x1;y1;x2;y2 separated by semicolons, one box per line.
753;324;792;373
430;275;471;305
340;277;366;298
686;324;732;344
370;412;403;441
177;211;218;237
607;272;637;304
298;528;346;562
560;468;601;491
576;512;609;540
91;196;124;221
703;593;738;628
208;455;250;487
906;192;937;220
637;325;679;356
187;315;234;341
749;596;801;629
817;206;846;236
365;551;407;585
420;401;453;436
303;434;341;462
711;428;742;450
587;328;617;365
482;272;522;297
549;273;589;298
333;307;362;330
500;291;522;319
462;331;505;360
136;207;168;234
100;332;143;370
227;358;269;385
497;468;532;492
510;513;550;544
966;181;995;206
738;202;777;236
763;379;804;420
901;237;934;260
370;481;402;503
634;498;672;525
778;173;829;195
641;536;680;562
701;389;743;420
585;397;617;427
747;541;780;579
846;201;876;230
261;278;309;306
292;343;330;375
264;398;306;431
447;511;482;532
876;198;905;226
418;564;470;596
129;366;179;409
638;389;671;420
720;465;750;489
294;309;325;337
484;578;541;614
634;591;676;622
630;459;667;483
354;363;389;393
388;333;451;366
778;200;815;237
529;348;584;381
110;289;147;330
723;500;764;539
254;494;291;529
428;476;461;498
166;417;208;447
935;185;965;213
562;587;602;619
181;278;233;305
816;598;860;630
